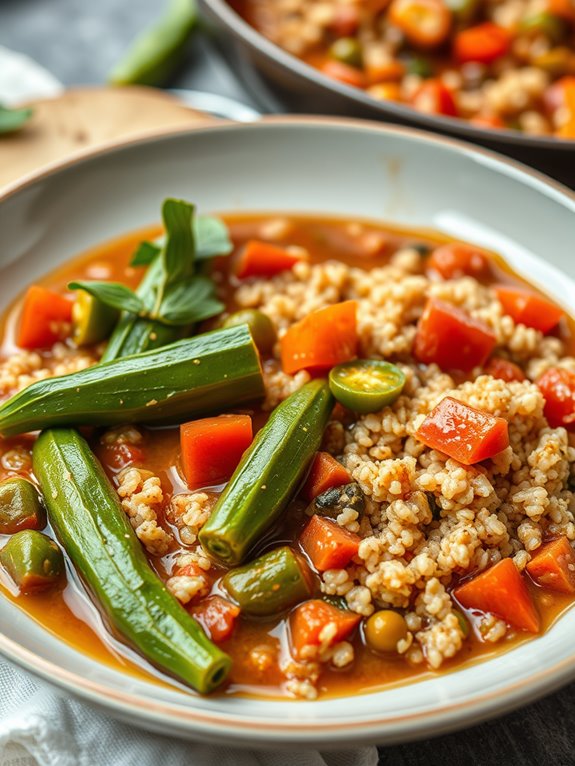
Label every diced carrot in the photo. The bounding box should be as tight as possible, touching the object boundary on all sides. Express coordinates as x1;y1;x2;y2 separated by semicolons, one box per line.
365;59;405;86
17;285;73;350
470;113;506;129
388;0;452;48
180;415;253;489
454;558;540;633
454;23;511;64
537;367;575;430
191;595;240;643
299;515;360;572
416;396;509;465
413;299;496;372
280;301;358;375
320;60;367;89
526;536;575;594
411;79;458;116
289;599;361;659
494;285;564;334
544;76;575;115
301;452;351;501
548;0;575;20
484;357;526;383
427;243;489;280
236;240;305;279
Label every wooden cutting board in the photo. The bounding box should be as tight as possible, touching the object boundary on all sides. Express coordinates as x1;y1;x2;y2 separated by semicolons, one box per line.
0;86;215;190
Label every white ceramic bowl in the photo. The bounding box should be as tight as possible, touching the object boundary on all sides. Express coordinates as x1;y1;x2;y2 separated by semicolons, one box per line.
0;119;574;747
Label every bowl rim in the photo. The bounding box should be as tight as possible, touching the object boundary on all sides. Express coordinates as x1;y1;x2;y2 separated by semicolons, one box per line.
0;117;574;746
201;0;575;152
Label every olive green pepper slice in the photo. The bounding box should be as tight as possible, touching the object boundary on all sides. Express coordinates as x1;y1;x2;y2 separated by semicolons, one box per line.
222;546;311;616
328;359;406;414
329;38;363;68
0;477;45;534
0;530;64;594
223;309;276;354
72;289;120;346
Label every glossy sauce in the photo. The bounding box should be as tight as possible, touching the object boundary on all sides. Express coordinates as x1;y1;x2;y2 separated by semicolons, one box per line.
0;214;573;700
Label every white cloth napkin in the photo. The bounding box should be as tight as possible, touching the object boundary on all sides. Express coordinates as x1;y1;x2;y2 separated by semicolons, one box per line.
0;47;379;766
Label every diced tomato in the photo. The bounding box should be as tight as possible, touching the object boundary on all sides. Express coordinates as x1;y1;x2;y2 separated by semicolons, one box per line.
526;537;575;594
289;599;361;659
416;396;509;465
411;79;458;116
537;367;575;430
484;357;526;383
427;243;490;280
301;452;351;501
388;0;452;48
413;298;496;372
100;442;145;471
180;415;253;489
329;4;360;36
454;558;540;633
494;285;563;334
236;240;305;279
299;515;360;572
280;301;358;375
17;285;73;350
320;60;367;89
191;596;240;643
454;23;511;64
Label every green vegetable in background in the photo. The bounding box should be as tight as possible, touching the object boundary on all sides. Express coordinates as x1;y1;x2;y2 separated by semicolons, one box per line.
0;478;46;534
0;325;264;437
0;104;33;135
33;428;230;692
0;530;64;593
108;0;198;87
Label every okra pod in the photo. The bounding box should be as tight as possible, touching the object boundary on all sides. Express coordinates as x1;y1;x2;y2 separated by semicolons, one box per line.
200;380;334;566
32;428;230;693
0;325;264;437
0;477;45;534
0;529;64;593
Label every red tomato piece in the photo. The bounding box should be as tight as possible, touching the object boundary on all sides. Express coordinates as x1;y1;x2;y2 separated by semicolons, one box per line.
17;285;73;350
454;23;511;64
416;396;509;465
289;599;361;659
427;243;489;280
329;4;360;36
526;537;575;595
180;415;253;489
495;285;564;333
454;558;540;633
413;299;496;372
280;301;358;375
299;515;361;572
100;442;145;471
236;240;305;279
537;367;575;430
484;357;526;383
191;596;240;643
301;452;351;501
320;60;367;89
411;79;458;116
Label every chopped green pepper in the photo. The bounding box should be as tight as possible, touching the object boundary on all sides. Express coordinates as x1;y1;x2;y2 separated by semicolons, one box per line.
223;309;276;354
72;289;120;346
329;38;363;68
0;530;64;594
0;478;45;534
329;359;406;414
405;55;434;78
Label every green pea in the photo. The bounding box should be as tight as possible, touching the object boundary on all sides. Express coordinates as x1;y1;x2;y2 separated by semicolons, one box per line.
405;55;434;79
329;38;363;69
364;610;408;653
223;309;276;354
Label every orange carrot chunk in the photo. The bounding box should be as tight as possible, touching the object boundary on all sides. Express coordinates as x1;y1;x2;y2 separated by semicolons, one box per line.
191;595;241;643
289;599;361;659
494;285;564;334
416;396;509;465
388;0;452;48
299;514;360;571
413;298;496;372
484;357;526;383
280;301;358;375
427;243;489;280
301;451;351;501
236;240;305;279
454;22;511;64
17;285;73;350
537;367;575;430
454;558;540;633
320;60;367;88
180;414;253;489
526;537;575;595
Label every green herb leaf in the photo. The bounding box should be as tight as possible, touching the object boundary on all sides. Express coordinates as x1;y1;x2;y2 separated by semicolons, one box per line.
0;105;33;135
195;216;233;260
158;275;224;325
131;240;161;267
68;281;146;315
161;198;196;287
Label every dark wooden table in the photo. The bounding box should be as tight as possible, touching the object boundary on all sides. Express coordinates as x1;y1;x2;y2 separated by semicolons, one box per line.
2;1;575;763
